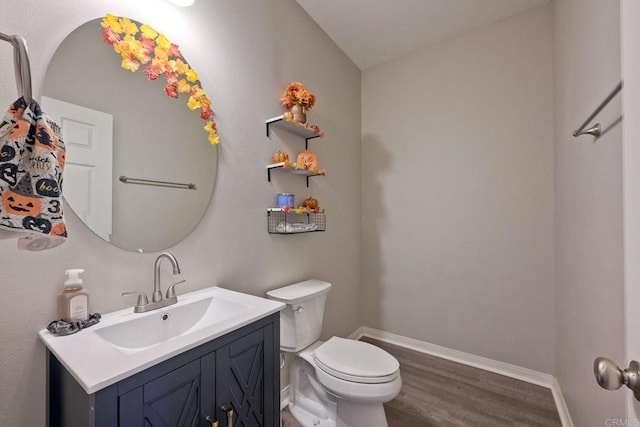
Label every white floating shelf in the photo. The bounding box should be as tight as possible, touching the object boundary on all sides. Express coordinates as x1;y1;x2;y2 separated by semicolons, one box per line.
265;115;322;140
266;162;324;187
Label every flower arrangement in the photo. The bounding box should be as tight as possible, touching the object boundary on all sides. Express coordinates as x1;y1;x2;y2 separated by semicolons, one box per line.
279;81;323;136
280;81;316;110
100;14;220;145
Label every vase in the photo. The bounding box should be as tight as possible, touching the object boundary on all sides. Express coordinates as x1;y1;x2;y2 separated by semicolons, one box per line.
289;104;307;123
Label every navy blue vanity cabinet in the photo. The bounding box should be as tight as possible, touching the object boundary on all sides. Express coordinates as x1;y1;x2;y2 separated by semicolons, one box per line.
48;313;280;427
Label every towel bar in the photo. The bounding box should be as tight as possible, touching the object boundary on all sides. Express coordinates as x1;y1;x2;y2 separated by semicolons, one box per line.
573;82;622;138
119;176;196;190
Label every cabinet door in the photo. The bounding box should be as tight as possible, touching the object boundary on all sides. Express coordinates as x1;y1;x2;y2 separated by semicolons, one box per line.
119;359;202;427
216;326;276;427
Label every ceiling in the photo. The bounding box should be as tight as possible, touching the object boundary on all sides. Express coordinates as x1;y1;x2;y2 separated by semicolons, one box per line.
296;0;550;70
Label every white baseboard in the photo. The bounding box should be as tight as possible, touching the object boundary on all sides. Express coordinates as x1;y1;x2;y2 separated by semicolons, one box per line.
549;378;573;427
347;326;365;340
281;384;290;410
356;326;574;427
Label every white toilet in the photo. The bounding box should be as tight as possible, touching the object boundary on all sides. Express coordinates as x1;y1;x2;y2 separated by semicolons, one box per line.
267;280;402;427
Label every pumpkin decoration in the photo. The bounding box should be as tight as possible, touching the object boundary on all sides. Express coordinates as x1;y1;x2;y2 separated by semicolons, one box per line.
9;120;29;140
51;222;67;237
303;197;318;210
2;173;42;216
271;151;289;164
295;151;318;172
3;189;41;216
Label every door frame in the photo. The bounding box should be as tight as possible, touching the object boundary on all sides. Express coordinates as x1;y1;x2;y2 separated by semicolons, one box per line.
621;0;640;420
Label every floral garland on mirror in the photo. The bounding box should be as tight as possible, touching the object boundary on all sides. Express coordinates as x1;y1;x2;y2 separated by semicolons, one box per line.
100;14;220;145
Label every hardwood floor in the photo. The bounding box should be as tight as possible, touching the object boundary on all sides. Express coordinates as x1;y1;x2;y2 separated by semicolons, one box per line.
282;337;562;427
363;337;562;427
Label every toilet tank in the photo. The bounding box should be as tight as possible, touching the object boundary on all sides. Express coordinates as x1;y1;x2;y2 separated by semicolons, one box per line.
266;279;332;352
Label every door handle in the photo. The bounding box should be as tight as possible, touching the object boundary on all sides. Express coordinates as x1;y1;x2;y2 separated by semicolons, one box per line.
594;357;640;400
220;404;234;426
205;415;218;427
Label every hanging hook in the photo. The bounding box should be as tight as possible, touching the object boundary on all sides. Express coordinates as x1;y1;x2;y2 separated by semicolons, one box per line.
0;32;32;103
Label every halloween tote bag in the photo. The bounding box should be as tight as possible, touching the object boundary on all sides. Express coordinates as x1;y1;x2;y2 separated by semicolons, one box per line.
0;97;67;250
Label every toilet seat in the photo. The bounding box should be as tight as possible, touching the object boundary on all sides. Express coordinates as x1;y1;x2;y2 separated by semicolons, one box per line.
313;337;400;384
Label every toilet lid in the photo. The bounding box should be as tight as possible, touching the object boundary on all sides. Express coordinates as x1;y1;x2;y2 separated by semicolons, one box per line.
313;337;400;384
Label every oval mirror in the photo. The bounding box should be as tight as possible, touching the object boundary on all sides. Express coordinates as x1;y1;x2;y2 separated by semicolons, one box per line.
42;17;217;252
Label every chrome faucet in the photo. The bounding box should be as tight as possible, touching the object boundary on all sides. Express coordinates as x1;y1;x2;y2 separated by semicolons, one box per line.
153;252;181;302
122;252;186;313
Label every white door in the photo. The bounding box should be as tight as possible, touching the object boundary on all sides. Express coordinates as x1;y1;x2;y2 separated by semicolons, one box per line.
41;96;113;241
621;0;640;421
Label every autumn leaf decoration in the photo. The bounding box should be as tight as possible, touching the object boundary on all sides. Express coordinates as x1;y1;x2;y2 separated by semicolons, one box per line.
100;14;220;145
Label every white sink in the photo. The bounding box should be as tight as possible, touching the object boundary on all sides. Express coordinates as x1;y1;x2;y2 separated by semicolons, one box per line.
95;296;250;354
39;286;285;394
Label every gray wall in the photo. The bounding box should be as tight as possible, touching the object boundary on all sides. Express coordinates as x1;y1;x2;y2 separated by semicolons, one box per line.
361;5;556;373
0;1;361;426
553;0;625;423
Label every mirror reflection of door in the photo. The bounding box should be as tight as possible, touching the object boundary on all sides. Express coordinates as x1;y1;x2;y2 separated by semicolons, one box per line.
41;96;113;241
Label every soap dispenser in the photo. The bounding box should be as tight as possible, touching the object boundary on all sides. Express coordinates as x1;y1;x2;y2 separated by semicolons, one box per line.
59;269;89;322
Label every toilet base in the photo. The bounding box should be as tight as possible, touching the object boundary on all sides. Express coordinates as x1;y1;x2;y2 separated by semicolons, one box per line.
288;350;392;427
289;357;337;427
289;400;389;427
335;401;388;427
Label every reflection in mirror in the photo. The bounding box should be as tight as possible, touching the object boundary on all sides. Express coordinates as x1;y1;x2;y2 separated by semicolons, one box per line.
42;18;217;252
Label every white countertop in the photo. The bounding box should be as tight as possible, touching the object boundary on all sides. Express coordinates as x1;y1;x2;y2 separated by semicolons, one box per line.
39;286;284;394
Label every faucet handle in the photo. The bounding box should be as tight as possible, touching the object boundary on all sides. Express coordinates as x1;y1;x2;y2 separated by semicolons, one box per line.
166;280;186;299
122;291;149;308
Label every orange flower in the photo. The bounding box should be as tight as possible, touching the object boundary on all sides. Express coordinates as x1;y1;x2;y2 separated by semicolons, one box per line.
154;46;169;64
190;85;205;99
121;55;140;72
175;59;190;75
177;79;191;93
280;81;316;110
199;96;212;108
204;121;217;133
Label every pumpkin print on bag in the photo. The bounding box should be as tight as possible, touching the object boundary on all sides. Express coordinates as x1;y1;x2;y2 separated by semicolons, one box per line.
9;120;29;140
8;97;26;118
0;145;16;163
3;189;42;216
2;173;42;216
0;163;18;186
22;216;52;234
51;222;67;237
